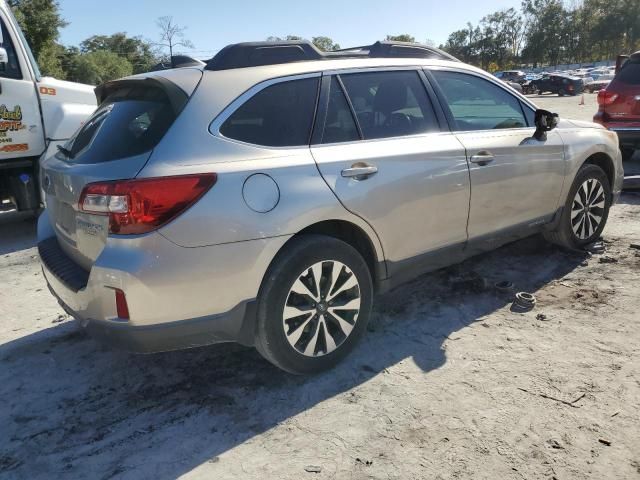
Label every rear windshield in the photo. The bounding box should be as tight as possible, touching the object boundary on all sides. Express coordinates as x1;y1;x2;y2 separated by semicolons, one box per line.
58;85;176;164
616;62;640;85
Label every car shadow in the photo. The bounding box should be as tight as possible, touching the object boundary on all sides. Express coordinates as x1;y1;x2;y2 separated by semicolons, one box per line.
0;235;588;479
0;219;37;256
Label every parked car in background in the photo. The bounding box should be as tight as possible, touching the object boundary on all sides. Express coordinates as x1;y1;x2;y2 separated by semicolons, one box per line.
38;40;623;374
594;51;640;162
495;70;526;83
531;74;584;96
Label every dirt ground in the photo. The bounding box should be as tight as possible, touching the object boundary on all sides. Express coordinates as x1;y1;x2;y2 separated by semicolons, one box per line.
1;96;639;480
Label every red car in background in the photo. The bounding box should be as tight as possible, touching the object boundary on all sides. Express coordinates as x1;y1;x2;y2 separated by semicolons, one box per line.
594;52;640;163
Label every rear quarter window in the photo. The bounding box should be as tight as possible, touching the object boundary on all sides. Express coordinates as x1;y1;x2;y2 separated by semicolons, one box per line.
616;62;640;85
59;85;176;164
220;77;319;147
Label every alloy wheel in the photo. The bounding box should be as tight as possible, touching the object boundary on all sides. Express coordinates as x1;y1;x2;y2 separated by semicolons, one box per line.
571;178;606;240
282;260;361;357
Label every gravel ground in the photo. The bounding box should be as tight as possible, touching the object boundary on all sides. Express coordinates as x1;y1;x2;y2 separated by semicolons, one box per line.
1;97;639;480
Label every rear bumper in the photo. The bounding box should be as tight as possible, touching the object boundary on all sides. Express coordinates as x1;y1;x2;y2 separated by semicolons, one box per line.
51;284;256;352
37;209;290;352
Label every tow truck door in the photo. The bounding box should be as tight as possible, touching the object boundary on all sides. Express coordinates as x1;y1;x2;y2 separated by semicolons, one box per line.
0;13;45;159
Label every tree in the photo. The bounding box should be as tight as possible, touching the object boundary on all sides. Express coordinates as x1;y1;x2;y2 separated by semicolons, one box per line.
67;51;133;85
266;35;303;41
9;0;67;76
156;16;194;67
80;33;157;74
385;34;416;43
312;36;340;51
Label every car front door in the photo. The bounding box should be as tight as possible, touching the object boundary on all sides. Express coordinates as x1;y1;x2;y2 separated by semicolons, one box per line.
310;69;470;276
0;14;45;159
428;69;565;245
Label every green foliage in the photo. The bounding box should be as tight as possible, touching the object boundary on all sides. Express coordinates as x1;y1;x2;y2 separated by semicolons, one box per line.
385;34;416;43
80;33;157;74
442;0;640;69
8;0;67;58
66;51;133;85
312;36;341;51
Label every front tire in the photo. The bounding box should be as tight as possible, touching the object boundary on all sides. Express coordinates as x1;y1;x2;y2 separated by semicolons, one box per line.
255;235;373;375
544;164;611;249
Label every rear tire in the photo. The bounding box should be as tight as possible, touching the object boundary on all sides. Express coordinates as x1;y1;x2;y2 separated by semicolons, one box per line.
621;146;635;162
558;89;566;96
254;235;373;375
544;164;611;249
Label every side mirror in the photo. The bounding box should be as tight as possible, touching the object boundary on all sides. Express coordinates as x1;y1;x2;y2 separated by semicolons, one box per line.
533;109;558;141
0;47;7;65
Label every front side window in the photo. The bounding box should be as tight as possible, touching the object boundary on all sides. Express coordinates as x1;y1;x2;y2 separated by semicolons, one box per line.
220;77;319;147
432;70;527;131
0;20;22;79
339;70;439;140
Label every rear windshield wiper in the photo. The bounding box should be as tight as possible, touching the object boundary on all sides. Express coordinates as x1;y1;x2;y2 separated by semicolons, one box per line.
56;145;74;159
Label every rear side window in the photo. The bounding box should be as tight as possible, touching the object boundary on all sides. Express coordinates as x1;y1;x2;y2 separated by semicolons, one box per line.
220;77;319;147
321;77;360;144
59;85;176;164
339;70;439;140
431;70;527;131
616;62;640;85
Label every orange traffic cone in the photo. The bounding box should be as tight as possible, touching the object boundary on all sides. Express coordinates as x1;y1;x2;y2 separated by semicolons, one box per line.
579;94;585;105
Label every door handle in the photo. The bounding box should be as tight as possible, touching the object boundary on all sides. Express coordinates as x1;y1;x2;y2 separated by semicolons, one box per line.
341;164;378;179
469;151;495;166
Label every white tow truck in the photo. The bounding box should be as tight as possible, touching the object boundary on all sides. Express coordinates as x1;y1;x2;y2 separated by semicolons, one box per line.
0;0;96;217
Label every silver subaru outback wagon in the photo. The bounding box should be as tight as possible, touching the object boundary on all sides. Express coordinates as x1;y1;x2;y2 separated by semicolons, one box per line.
38;41;623;374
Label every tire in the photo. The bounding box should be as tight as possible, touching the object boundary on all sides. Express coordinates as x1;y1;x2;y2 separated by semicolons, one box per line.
254;234;373;375
544;164;612;249
621;146;635;162
558;89;566;96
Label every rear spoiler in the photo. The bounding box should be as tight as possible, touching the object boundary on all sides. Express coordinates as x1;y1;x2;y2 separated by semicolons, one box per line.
94;76;189;114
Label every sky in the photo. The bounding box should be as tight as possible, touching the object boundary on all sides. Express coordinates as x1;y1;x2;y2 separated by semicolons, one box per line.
57;0;522;59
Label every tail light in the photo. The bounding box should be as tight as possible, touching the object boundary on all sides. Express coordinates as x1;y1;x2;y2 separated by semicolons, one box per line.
115;288;130;319
79;173;217;235
597;90;619;106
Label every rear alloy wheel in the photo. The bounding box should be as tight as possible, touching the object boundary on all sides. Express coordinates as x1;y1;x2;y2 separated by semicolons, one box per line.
255;235;373;374
544;164;611;249
283;260;360;357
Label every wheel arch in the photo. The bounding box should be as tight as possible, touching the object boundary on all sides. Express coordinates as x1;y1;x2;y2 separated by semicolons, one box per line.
582;151;615;190
293;220;386;288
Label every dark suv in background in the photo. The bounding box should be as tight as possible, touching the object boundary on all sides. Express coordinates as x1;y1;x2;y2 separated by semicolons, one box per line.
531;74;584;96
594;52;640;164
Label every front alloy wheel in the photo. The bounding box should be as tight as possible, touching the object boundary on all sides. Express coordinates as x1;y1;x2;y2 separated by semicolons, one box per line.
571;178;606;240
283;260;361;357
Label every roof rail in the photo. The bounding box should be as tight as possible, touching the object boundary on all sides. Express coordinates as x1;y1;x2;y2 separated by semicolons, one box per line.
205;40;458;71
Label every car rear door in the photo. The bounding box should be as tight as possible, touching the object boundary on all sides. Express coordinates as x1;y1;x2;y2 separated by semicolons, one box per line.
427;68;565;244
310;69;470;274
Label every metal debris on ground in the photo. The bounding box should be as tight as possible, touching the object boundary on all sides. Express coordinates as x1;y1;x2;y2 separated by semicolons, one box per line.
598;256;618;264
495;280;514;293
512;292;537;312
536;313;549;321
630;243;640;250
304;465;322;473
585;240;605;254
